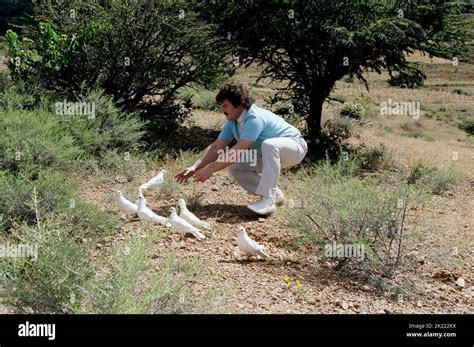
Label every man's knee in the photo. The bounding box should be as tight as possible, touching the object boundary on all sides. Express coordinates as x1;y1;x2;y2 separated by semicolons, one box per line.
228;162;258;180
227;163;239;178
261;138;279;153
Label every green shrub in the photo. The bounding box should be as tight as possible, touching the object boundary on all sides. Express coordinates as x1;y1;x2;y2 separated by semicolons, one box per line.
186;185;206;210
177;88;195;105
158;174;182;197
0;170;74;231
56;90;147;157
313;116;354;162
286;168;411;277
94;149;149;183
352;146;389;172
0;222;93;313
197;93;220;111
0;169;118;236
87;235;208;314
450;88;468;95
406;163;437;185
319;146;389;177
0;101;81;175
0;90;147;175
458;119;474;136
57;199;119;240
340;102;366;120
407;163;464;194
0;223;213;314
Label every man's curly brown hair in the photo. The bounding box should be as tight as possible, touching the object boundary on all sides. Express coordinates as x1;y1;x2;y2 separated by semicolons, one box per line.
215;82;255;109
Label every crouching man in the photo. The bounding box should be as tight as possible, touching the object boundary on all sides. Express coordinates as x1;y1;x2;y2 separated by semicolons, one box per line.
175;82;308;215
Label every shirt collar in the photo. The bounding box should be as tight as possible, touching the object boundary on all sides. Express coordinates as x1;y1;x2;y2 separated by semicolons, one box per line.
236;108;247;124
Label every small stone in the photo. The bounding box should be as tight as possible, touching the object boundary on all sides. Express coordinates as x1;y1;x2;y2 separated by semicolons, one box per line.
416;301;422;308
258;218;266;223
341;301;349;310
96;243;103;249
455;277;465;288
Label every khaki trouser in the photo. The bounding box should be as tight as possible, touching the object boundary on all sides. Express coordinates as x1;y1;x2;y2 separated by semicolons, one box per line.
228;136;308;198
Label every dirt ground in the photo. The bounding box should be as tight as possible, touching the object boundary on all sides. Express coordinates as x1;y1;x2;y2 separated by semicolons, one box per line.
76;51;473;313
79;152;472;314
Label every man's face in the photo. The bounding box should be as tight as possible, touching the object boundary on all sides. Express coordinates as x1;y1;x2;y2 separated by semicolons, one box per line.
220;99;245;121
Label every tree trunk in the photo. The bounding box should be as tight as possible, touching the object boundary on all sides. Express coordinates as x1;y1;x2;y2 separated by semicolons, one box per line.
306;94;325;157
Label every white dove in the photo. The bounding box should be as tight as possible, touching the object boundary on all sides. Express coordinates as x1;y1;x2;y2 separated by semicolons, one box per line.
134;188;148;205
168;207;206;240
139;170;165;191
116;191;138;215
136;196;170;226
178;198;211;231
236;226;268;258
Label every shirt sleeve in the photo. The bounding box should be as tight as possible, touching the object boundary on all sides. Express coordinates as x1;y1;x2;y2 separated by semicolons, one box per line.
240;113;265;142
217;121;234;141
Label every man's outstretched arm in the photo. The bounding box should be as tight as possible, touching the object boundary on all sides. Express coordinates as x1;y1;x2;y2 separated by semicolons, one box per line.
175;138;230;183
193;140;254;183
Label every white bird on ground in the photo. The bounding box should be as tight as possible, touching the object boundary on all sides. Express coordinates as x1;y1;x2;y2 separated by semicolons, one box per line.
139;170;165;191
136;196;170;226
134;188;148;205
116;191;138;215
168;207;206;240
178;198;211;231
236;226;268;258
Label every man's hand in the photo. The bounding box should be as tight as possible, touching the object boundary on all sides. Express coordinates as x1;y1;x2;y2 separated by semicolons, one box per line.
175;166;196;184
193;166;214;183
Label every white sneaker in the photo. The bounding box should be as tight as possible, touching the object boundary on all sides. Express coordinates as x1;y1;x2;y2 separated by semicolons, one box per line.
257;188;285;205
247;196;276;215
274;188;286;206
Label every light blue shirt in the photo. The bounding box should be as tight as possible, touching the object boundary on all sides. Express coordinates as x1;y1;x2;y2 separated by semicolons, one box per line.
217;104;301;155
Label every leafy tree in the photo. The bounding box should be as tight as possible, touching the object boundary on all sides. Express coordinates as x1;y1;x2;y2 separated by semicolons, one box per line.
0;0;33;34
200;0;469;156
6;0;234;139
